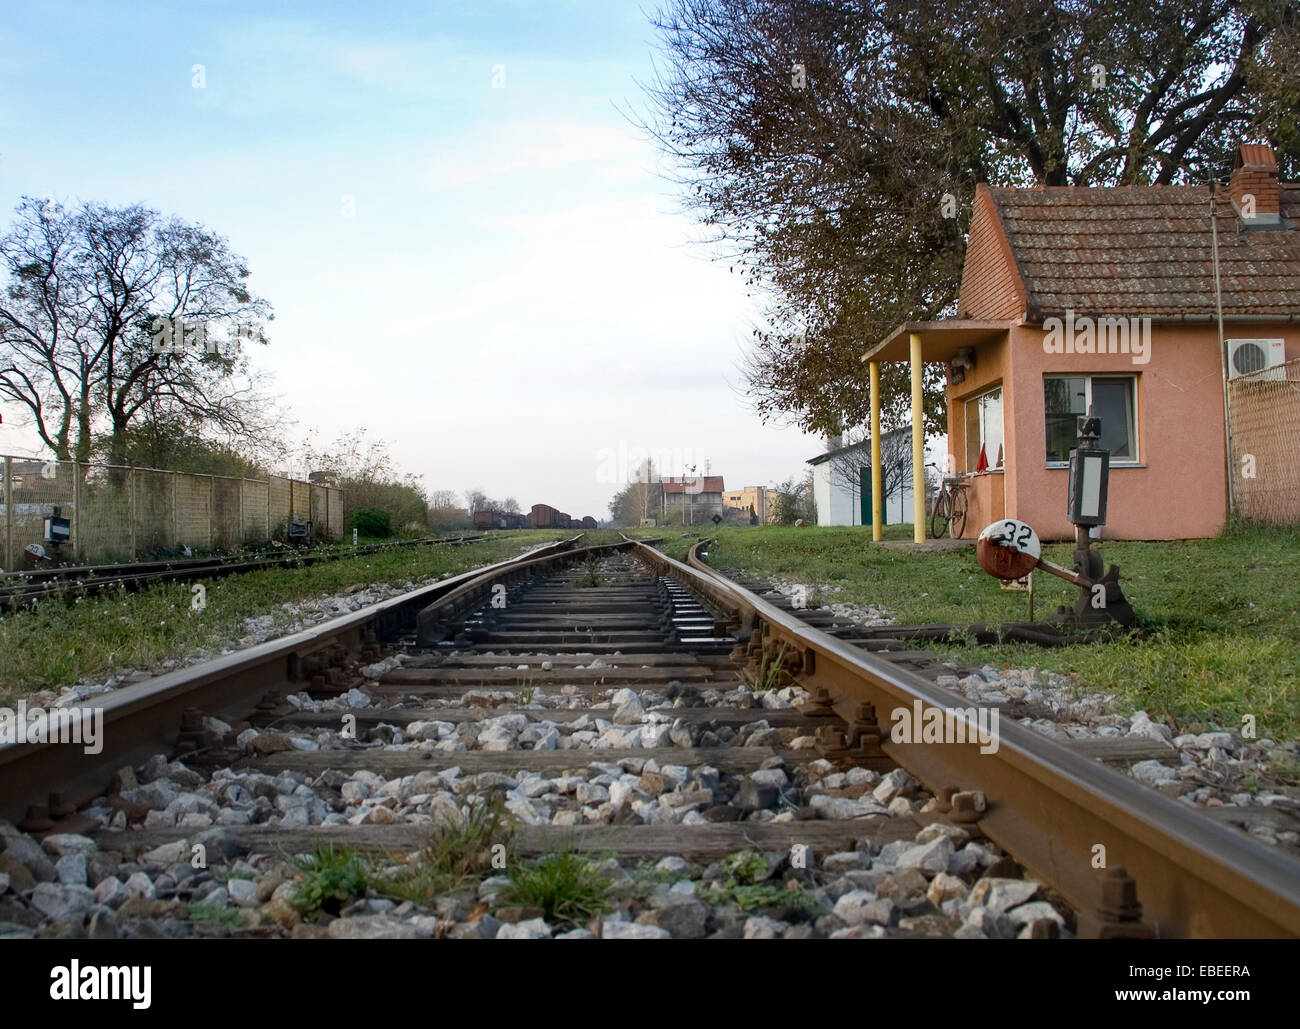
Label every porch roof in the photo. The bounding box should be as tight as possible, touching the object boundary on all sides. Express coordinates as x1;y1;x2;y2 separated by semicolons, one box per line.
860;319;1012;364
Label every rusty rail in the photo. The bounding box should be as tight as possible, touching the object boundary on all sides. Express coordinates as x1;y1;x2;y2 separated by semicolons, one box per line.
627;537;1300;939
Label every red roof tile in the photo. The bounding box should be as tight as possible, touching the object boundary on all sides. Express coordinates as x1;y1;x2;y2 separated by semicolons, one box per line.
986;183;1300;319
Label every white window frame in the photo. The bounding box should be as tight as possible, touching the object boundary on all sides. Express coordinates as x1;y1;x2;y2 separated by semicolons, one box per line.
964;385;1005;473
1044;374;1139;466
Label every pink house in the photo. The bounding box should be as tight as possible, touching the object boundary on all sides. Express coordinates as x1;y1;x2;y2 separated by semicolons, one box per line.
861;143;1300;541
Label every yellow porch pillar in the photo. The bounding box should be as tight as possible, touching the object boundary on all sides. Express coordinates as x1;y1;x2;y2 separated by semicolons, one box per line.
909;332;925;544
869;361;882;541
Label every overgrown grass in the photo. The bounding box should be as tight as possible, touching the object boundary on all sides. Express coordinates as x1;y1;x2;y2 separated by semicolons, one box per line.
497;851;611;928
0;531;570;698
691;524;1300;744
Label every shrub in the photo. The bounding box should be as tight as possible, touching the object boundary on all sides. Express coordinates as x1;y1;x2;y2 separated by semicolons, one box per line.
348;507;392;538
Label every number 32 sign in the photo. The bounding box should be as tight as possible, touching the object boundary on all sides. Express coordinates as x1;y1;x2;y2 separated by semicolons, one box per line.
976;518;1042;581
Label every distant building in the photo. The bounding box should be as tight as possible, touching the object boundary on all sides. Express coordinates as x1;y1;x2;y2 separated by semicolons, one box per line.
807;430;916;527
722;486;767;523
661;475;725;524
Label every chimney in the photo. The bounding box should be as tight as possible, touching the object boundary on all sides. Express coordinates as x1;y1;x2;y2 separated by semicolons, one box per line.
1230;144;1280;226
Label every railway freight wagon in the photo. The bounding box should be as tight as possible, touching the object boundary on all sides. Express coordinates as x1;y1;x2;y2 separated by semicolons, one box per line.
581;516;597;529
475;511;529;530
528;504;571;529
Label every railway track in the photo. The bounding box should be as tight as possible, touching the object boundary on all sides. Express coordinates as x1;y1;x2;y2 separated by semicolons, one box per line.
0;535;487;610
0;536;1297;939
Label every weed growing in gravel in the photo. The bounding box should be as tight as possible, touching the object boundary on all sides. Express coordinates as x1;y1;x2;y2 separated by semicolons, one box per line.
185;901;243;928
698;849;822;915
629;860;688;885
576;556;603;588
498;851;611;928
292;845;371;919
374;799;515;903
515;678;537;705
741;644;788;691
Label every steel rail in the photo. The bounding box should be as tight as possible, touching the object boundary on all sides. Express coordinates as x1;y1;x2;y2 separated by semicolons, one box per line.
626;537;1300;939
0;536;582;824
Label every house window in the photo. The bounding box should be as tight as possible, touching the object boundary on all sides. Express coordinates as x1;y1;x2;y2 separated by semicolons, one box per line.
964;387;1004;471
1044;376;1137;463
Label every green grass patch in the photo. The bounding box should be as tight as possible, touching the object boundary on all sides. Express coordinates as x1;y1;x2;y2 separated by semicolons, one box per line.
688;524;1300;745
0;530;571;697
185;901;244;928
292;845;371;920
497;851;611;928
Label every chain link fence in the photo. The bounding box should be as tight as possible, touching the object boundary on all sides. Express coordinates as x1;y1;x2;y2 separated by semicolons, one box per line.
1227;357;1300;525
0;455;344;571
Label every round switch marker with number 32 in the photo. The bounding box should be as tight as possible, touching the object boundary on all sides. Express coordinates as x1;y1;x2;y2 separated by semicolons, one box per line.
976;519;1042;581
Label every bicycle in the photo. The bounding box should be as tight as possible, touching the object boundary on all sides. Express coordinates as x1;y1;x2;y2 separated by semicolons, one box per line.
929;467;971;539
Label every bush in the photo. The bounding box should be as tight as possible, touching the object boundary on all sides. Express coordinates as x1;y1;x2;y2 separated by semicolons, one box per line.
348;508;392;538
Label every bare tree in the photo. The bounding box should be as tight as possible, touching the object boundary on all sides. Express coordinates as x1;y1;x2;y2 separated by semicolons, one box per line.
0;196;274;463
304;429;427;528
826;429;914;523
608;459;664;525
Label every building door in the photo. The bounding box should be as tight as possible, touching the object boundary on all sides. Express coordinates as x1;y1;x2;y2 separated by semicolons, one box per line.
860;467;884;526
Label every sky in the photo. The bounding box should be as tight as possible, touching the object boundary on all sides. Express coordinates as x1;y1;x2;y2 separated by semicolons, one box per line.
0;0;830;519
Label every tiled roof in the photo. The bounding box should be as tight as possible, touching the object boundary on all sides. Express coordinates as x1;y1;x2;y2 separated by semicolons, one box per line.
988;184;1300;319
661;475;725;494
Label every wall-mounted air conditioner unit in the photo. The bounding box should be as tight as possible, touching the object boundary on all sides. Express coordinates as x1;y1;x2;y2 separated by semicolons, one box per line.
1227;339;1285;381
